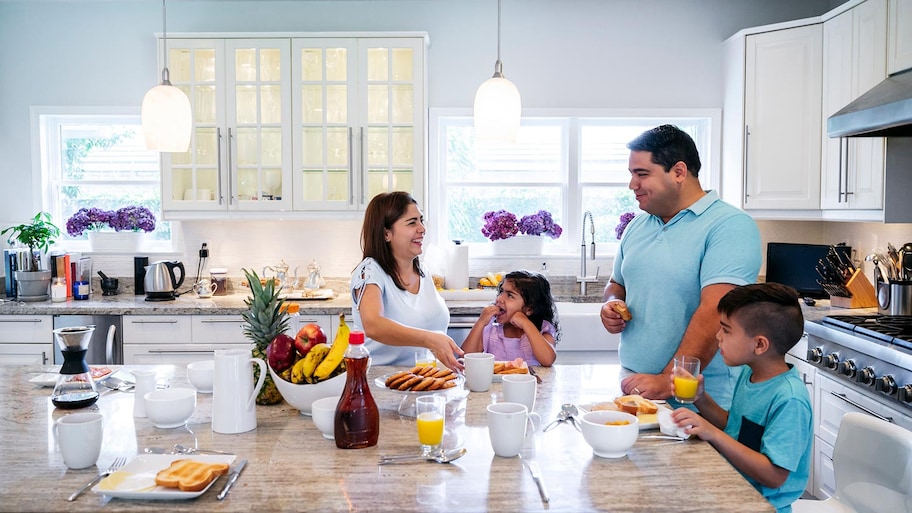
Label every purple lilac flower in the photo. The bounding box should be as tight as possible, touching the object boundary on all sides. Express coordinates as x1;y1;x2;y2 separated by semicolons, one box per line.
66;206;156;237
481;210;519;241
110;206;156;233
615;212;636;240
518;210;562;239
66;207;113;237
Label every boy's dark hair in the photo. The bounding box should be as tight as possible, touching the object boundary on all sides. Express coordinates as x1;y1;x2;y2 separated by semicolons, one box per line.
498;270;560;342
627;124;702;178
717;283;804;355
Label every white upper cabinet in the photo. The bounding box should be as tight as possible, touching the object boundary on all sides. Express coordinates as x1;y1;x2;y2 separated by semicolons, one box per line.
291;38;425;211
722;23;822;211
821;0;887;211
888;0;912;73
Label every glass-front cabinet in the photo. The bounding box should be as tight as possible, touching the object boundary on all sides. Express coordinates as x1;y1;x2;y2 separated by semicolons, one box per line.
158;35;426;217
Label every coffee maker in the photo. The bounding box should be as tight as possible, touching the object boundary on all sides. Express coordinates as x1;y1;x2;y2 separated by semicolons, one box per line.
51;326;99;409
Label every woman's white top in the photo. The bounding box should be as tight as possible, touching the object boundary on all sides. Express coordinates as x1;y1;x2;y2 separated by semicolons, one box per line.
350;257;450;366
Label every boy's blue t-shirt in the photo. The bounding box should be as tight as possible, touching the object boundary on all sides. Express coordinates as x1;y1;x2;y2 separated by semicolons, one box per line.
724;365;813;513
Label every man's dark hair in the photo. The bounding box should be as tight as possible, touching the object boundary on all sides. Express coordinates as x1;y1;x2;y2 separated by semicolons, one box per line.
627;124;702;178
717;283;804;355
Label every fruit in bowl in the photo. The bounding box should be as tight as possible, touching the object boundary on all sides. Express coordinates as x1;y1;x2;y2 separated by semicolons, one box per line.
581;410;639;458
270;365;346;416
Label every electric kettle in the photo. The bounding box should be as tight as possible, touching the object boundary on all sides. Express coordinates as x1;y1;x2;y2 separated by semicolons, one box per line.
144;260;185;301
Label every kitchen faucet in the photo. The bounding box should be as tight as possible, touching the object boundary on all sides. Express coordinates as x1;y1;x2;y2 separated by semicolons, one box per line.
577;211;599;295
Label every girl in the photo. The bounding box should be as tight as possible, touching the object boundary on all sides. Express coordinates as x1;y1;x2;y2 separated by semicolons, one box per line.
462;270;559;366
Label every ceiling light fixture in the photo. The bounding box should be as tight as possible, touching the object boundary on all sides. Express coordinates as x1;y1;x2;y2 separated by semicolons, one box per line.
141;0;191;152
473;0;522;144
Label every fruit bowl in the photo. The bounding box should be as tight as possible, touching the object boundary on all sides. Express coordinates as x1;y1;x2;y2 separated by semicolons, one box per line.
269;364;346;416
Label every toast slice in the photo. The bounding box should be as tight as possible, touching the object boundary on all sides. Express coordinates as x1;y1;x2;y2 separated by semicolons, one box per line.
154;459;230;492
614;394;659;414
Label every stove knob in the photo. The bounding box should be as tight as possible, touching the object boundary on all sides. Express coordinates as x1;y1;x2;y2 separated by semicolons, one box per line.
823;353;839;370
900;385;912;403
837;359;857;378
807;347;823;363
857;367;876;386
875;375;898;396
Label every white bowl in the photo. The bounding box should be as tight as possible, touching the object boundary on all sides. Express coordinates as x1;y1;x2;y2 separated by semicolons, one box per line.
581;410;639;458
186;360;214;393
269;364;346;415
144;388;197;428
310;396;338;440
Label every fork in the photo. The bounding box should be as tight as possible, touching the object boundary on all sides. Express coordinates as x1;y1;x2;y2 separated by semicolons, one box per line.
67;456;127;501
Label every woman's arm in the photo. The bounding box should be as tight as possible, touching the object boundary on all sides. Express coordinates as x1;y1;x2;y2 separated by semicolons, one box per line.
461;304;498;354
357;283;464;370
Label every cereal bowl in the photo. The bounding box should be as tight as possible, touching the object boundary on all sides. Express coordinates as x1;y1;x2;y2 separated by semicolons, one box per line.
144;387;197;428
186;360;214;393
310;396;338;439
581;410;639;458
269;364;346;416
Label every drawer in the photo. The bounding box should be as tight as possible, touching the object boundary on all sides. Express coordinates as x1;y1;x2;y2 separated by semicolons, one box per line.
0;315;52;343
123;315;192;345
192;315;247;344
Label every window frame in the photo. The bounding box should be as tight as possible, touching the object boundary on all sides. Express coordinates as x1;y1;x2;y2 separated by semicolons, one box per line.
427;107;722;256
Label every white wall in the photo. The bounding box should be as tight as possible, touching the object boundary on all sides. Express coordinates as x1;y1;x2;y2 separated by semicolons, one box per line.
1;0;864;280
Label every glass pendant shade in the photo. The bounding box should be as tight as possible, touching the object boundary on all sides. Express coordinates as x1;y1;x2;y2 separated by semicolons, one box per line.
473;73;522;144
142;82;191;152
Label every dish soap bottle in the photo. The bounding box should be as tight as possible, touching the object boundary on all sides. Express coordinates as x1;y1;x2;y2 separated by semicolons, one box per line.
334;331;379;448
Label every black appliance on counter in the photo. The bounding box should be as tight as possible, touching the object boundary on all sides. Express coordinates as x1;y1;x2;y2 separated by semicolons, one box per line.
765;243;852;299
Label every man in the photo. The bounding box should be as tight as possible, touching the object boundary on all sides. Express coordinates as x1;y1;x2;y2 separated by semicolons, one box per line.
600;124;760;409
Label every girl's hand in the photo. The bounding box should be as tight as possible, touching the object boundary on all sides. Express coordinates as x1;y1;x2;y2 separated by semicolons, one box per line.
508;311;532;330
479;304;500;324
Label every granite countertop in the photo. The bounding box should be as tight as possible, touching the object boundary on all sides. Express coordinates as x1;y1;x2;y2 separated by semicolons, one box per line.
3;363;773;512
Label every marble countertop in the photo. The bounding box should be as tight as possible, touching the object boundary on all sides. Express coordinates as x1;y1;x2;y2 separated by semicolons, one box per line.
4;364;773;512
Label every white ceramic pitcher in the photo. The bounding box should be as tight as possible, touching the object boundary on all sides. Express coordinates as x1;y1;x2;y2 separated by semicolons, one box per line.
212;348;266;434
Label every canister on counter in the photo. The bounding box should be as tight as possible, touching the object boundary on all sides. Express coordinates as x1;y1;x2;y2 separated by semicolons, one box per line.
211;267;228;296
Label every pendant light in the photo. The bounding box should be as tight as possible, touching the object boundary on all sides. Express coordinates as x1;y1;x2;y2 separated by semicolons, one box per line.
142;0;191;152
473;0;522;144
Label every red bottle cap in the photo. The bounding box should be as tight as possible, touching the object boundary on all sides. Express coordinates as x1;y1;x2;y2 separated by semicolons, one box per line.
349;331;365;344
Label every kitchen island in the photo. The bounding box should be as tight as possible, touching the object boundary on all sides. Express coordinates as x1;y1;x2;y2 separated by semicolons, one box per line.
4;363;774;512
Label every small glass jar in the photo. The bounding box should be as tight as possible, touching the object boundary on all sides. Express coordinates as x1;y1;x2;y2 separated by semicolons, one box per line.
210;267;229;296
51;278;68;303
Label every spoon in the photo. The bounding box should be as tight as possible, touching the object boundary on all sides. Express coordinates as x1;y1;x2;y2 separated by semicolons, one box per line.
543;404;573;432
172;444;231;455
378;447;466;465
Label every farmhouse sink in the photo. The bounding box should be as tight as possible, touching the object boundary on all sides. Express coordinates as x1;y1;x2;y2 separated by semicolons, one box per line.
556;302;618;352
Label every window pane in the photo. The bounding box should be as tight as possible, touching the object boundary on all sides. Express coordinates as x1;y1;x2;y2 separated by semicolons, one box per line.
446;186;562;244
447;124;563;184
581;187;642;242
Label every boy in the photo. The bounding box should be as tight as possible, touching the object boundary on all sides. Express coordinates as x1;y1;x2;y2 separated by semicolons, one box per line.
671;283;812;513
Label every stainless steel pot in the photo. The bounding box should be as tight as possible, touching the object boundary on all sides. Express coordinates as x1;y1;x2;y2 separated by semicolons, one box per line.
879;279;912;316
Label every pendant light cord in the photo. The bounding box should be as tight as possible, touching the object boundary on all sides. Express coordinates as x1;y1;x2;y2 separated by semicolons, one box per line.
493;0;504;78
160;0;171;85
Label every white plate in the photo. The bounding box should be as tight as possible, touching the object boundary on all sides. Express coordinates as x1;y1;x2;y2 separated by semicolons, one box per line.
29;367;114;387
374;373;464;395
92;454;236;500
580;402;671;431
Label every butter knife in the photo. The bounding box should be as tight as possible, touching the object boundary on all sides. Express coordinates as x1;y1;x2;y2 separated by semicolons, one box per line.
216;459;247;500
521;458;550;503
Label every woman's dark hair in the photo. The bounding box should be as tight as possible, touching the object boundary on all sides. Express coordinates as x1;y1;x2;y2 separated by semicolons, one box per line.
626;124;702;178
498;270;560;342
360;191;423;291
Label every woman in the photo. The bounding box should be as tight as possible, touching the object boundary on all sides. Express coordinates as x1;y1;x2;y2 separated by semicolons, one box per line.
351;192;464;370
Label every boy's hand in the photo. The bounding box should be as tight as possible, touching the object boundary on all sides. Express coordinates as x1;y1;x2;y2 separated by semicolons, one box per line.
669;372;706;403
671;407;720;442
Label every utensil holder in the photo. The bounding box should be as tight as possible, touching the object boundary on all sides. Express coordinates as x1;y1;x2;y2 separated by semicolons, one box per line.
830;270;877;309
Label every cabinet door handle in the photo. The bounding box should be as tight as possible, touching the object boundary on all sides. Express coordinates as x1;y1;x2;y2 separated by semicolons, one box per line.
743;125;750;203
0;318;44;323
348;127;354;205
147;350;215;355
227;127;235;205
844;140;853;198
360;126;366;205
217;127;224;205
829;391;892;423
129;319;179;324
43;351;48;365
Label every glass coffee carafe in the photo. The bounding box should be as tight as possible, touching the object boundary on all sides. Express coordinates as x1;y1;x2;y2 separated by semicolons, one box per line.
51;326;100;409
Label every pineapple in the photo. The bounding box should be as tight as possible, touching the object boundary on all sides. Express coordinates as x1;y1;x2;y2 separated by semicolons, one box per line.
241;268;290;405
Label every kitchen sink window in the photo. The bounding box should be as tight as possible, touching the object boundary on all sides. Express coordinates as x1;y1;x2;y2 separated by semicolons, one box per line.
35;109;172;250
427;109;719;255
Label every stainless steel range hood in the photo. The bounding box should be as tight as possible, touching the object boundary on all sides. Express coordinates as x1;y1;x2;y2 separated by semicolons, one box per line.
827;68;912;137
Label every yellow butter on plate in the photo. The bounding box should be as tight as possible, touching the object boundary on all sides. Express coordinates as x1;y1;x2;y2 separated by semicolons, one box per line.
97;471;156;493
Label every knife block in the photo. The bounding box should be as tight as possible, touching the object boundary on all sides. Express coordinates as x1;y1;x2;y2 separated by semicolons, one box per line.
830;270;877;309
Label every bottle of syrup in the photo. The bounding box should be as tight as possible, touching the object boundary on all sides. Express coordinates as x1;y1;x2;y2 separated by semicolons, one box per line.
334;331;379;448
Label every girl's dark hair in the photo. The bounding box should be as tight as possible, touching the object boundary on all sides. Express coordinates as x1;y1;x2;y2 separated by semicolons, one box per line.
360;192;423;291
498;270;560;342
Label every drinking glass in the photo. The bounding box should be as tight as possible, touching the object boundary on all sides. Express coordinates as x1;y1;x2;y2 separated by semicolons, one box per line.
673;355;701;404
414;349;436;368
416;395;445;456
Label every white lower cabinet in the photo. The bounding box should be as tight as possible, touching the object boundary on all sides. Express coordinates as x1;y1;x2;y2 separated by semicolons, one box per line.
0;315;53;365
123;314;251;365
785;350;816;496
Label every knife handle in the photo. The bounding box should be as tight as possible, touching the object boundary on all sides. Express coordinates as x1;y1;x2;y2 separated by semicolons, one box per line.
217;472;240;500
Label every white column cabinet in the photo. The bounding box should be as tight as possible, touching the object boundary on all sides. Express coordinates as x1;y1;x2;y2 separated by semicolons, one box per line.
722;24;822;211
821;0;887;211
888;0;912;73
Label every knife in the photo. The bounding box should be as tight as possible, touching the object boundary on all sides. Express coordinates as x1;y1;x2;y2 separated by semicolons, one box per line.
216;459;247;500
521;457;550;503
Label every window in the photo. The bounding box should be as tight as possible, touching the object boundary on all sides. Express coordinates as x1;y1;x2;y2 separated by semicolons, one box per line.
36;109;171;249
428;109;720;255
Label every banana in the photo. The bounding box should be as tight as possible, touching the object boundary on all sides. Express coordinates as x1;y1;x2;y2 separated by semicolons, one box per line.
290;358;308;384
301;343;331;382
314;313;350;381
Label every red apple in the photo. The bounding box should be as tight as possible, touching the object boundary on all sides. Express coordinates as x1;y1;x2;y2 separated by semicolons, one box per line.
295;323;327;357
267;333;296;373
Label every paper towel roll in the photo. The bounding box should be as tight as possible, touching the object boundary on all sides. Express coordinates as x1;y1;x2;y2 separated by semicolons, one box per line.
446;241;469;290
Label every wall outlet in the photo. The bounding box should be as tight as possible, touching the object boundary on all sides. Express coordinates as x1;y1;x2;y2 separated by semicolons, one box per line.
199;241;210;259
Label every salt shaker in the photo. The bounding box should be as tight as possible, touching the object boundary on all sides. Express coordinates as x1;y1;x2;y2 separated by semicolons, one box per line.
132;369;156;417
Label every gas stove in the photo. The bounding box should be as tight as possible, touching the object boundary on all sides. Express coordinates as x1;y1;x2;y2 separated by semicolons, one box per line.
805;315;912;414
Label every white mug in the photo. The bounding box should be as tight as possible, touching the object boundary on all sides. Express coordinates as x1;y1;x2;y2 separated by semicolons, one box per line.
212;348;266;434
55;412;103;469
486;402;534;458
461;352;495;392
132;369;156;418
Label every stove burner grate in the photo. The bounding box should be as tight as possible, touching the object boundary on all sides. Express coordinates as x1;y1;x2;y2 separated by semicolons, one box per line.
823;315;912;348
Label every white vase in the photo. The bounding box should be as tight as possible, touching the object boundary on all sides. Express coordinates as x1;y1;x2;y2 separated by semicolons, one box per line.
88;231;143;253
491;235;544;256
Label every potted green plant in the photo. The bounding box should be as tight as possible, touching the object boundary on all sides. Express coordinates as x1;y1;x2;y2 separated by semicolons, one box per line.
1;212;61;298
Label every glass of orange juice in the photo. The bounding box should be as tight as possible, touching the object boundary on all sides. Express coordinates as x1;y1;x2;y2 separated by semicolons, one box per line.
673;355;701;404
415;349;436;368
416;395;445;456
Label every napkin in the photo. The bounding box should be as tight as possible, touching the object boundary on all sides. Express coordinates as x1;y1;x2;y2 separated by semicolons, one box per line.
657;408;691;439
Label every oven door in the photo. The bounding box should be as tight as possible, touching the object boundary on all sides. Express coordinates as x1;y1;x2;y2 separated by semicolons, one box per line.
447;316;476;348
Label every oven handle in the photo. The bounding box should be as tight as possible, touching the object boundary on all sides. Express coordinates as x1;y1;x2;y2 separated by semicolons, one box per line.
829;391;894;423
448;322;476;329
